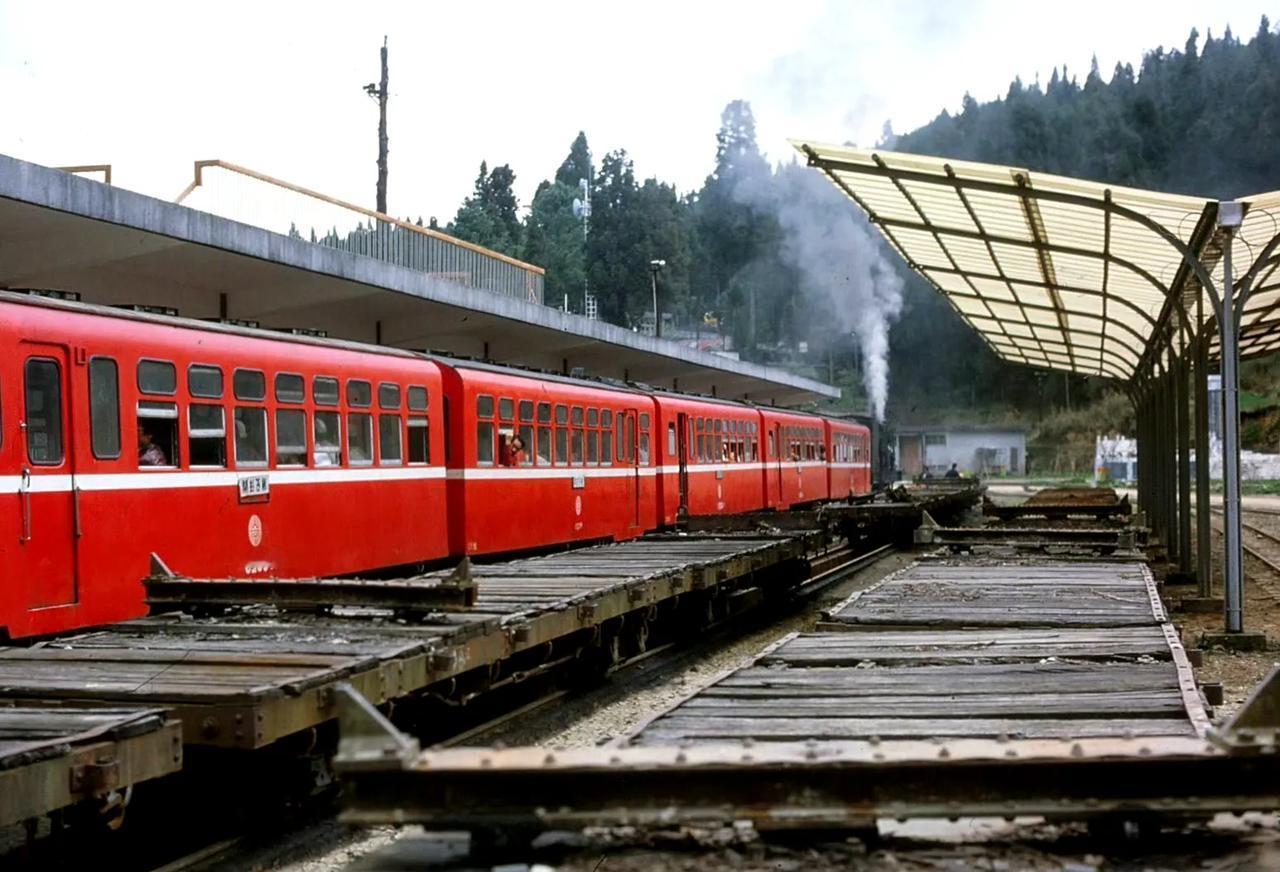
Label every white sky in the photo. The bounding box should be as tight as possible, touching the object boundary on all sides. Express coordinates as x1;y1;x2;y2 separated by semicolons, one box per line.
0;0;1273;221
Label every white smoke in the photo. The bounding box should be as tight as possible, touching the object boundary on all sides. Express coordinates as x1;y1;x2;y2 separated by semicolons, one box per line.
736;162;904;421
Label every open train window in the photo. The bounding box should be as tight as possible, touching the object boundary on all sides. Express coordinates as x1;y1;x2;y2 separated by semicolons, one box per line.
276;373;305;404
234;369;266;402
314;377;340;407
477;420;495;465
276;409;307;466
314;411;341;465
519;422;534;466
189;404;226;467
379;415;402;465
379;383;401;410
408;385;429;412
25;358;63;466
408;416;429;464
347;380;372;408
348;413;373;465
89;357;121;460
233;407;268;467
137;359;176;396
188;365;223;399
137;401;178;468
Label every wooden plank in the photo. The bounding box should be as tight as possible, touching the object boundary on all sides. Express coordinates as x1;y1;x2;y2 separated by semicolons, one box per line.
635;716;1197;742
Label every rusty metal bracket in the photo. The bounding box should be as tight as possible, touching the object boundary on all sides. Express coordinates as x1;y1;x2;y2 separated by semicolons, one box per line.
334;683;419;772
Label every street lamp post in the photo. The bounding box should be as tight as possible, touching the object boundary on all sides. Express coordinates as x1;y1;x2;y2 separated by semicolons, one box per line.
649;259;666;338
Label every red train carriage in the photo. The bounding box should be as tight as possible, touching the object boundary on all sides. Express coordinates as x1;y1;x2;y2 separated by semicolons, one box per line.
652;393;765;523
1;294;448;640
760;409;831;509
441;361;660;556
826;418;873;500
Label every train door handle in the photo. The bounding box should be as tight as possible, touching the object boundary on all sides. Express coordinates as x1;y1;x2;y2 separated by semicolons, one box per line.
73;485;83;538
19;468;31;543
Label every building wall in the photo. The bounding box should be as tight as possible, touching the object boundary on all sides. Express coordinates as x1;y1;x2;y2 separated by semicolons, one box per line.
899;430;1025;476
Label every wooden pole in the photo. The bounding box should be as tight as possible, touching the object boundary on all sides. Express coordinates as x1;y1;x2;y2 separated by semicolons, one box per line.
376;37;389;214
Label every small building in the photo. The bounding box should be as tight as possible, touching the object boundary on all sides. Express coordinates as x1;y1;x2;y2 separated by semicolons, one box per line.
896;425;1026;478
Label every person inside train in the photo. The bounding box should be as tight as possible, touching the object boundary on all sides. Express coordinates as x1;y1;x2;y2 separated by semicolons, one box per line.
138;423;169;467
945;463;960;479
499;432;525;467
313;417;336;466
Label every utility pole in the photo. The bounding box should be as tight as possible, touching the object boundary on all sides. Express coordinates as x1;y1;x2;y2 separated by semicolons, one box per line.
364;37;389;214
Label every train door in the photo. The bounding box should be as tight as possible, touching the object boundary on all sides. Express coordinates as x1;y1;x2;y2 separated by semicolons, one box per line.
676;412;690;521
772;422;784;505
17;345;80;609
621;409;641;528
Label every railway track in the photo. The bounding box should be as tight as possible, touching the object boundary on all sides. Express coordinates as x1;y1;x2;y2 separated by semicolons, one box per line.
1208;507;1280;600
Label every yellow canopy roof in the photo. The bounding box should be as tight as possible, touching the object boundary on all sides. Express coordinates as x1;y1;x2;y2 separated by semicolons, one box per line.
794;141;1280;382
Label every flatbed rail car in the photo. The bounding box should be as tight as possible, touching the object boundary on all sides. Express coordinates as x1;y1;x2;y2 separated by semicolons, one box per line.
0;292;871;640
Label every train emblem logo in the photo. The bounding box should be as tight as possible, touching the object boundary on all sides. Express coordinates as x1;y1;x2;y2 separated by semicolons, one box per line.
247;514;263;548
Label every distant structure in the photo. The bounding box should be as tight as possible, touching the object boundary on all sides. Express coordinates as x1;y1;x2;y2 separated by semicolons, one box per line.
895;425;1026;478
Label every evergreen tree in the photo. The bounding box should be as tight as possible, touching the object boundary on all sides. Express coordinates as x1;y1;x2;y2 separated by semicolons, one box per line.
448;161;523;257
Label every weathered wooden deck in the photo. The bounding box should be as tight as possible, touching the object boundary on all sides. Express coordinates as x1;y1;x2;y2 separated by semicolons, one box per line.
0;535;814;748
0;705;182;827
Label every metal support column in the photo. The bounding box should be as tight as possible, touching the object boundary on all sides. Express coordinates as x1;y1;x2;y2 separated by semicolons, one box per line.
1194;332;1213;596
1176;347;1193;575
1218;215;1244;634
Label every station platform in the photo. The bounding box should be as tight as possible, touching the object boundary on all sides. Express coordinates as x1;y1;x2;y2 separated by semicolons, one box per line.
0;706;181;828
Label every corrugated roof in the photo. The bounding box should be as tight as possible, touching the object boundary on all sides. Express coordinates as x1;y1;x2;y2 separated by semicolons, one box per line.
793;141;1280;382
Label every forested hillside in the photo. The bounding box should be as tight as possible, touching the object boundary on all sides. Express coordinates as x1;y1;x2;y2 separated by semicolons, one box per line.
436;16;1280;429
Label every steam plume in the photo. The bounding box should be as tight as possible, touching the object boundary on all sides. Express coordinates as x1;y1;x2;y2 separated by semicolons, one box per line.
736;162;904;420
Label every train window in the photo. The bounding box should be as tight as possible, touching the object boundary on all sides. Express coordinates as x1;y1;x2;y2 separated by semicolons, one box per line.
477;395;494;418
477;420;495;465
137;359;176;396
276;373;305;404
571;427;584;464
408;417;429;464
233;407;268;467
587;408;598;427
625;415;636;462
188;365;223;399
24;358;63;465
555;404;568;425
379;383;401;410
314;377;340;407
519;400;533;422
601;409;613;428
518;423;533;466
276;409;307;466
347;380;372;408
498;398;514;422
408;386;429;412
571;406;583;426
554;426;567;466
536;426;551;467
769;431;776;458
537;402;551;424
639;432;650;465
379;415;403;466
667;423;676;456
89;357;121;460
188;404;227;468
640;413;650;431
348;413;373;464
314;411;341;465
586;429;598;465
601;419;613;465
233;369;266;402
137;401;178;468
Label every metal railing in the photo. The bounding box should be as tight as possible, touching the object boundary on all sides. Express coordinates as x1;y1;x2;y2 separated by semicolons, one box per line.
175;160;544;303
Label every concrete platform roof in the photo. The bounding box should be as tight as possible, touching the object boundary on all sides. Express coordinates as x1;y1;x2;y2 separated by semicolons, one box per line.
0;154;837;405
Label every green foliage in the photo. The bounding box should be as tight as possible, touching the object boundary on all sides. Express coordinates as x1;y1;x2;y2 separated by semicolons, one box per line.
448;161;523;257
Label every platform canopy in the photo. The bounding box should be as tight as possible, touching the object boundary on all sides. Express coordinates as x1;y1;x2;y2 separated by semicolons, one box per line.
794;141;1280;383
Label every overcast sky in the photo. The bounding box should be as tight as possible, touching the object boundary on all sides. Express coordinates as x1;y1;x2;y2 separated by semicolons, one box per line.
0;0;1273;221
